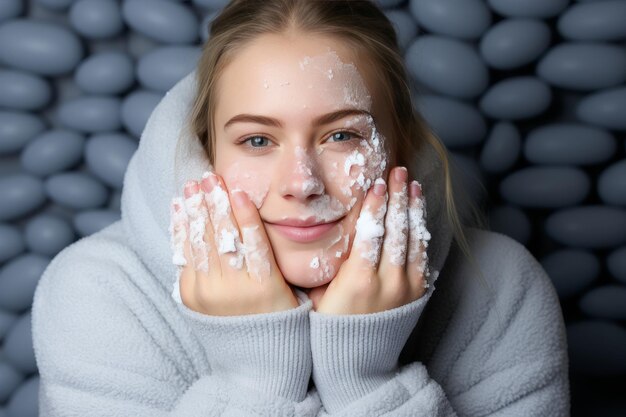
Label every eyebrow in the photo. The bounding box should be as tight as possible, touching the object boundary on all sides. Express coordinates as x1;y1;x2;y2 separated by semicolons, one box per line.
223;108;372;131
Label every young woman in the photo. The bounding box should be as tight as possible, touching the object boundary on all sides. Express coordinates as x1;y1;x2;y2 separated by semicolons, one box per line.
32;1;570;415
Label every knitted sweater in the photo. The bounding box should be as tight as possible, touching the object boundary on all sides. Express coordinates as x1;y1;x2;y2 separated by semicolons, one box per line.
32;71;570;416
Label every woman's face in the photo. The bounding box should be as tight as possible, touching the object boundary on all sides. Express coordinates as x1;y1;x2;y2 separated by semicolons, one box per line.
213;32;394;289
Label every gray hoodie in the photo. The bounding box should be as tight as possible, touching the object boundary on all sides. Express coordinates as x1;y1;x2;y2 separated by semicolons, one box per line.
32;71;570;416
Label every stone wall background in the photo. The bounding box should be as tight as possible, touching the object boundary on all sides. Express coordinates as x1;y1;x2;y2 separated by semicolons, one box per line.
0;0;624;416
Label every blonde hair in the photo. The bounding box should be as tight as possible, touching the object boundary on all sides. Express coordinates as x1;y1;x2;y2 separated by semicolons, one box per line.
188;0;494;297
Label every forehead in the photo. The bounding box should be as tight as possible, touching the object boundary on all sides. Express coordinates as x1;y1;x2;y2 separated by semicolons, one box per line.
215;32;382;124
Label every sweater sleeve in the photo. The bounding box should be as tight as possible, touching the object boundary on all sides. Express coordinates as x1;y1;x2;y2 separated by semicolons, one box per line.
174;288;313;402
31;247;322;417
309;238;570;416
309;275;439;415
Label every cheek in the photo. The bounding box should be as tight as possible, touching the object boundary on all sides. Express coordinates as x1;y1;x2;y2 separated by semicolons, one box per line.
278;208;361;288
219;160;271;209
323;144;388;212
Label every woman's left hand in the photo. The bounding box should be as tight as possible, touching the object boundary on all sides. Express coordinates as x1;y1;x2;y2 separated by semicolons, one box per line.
312;166;431;315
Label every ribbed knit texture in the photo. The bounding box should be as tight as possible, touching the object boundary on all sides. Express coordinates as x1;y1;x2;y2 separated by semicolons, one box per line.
309;288;434;414
175;290;313;403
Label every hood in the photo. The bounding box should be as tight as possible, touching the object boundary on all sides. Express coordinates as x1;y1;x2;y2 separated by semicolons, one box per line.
120;70;455;300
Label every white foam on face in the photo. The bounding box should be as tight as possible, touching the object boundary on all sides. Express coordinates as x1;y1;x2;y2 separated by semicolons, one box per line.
298;49;385;185
319;256;335;281
297;48;387;208
295;146;324;195
303;223;346;284
344;150;365;175
354;116;388;189
308;250;336;283
225;47;391;287
298;49;371;110
319;222;346;279
328;222;345;247
280;126;387;230
300;194;347;222
383;182;408;266
299;56;311;70
333;114;389;211
324;222;350;264
221;165;270;209
242;224;271;282
172;38;401;289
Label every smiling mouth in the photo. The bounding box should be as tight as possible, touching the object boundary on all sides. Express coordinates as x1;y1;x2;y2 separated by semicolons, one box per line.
265;217;343;243
265;215;343;227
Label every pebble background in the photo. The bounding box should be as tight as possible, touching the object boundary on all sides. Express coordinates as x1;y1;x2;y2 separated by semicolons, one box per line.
0;0;625;416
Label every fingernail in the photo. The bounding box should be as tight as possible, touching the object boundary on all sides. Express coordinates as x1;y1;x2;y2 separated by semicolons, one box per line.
409;180;421;198
232;189;248;208
200;177;213;193
394;166;408;183
200;171;219;192
184;180;199;198
373;178;386;196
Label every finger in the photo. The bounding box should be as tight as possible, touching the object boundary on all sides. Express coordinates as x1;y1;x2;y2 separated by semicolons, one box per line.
184;179;222;281
169;195;196;307
230;188;279;283
379;167;409;272
183;180;213;274
197;185;222;279
351;177;388;272
407;180;432;293
201;171;246;276
169;196;189;268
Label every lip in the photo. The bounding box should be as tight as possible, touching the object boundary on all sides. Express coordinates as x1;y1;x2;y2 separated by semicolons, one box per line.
266;217;342;243
268;216;329;227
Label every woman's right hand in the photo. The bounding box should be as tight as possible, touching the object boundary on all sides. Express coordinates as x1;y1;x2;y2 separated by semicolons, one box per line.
170;171;299;316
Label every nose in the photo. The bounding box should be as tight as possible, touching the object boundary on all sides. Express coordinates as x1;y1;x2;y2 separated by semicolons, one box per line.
278;146;325;201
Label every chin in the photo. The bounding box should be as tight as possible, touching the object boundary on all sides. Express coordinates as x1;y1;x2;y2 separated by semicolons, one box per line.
265;213;357;289
277;256;340;289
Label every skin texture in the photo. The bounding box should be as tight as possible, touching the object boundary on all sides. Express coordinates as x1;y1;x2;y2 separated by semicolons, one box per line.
213;32;393;286
174;31;429;314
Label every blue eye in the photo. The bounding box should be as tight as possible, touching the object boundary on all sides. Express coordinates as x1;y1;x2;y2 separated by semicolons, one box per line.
237;130;360;154
328;131;357;143
244;136;269;147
